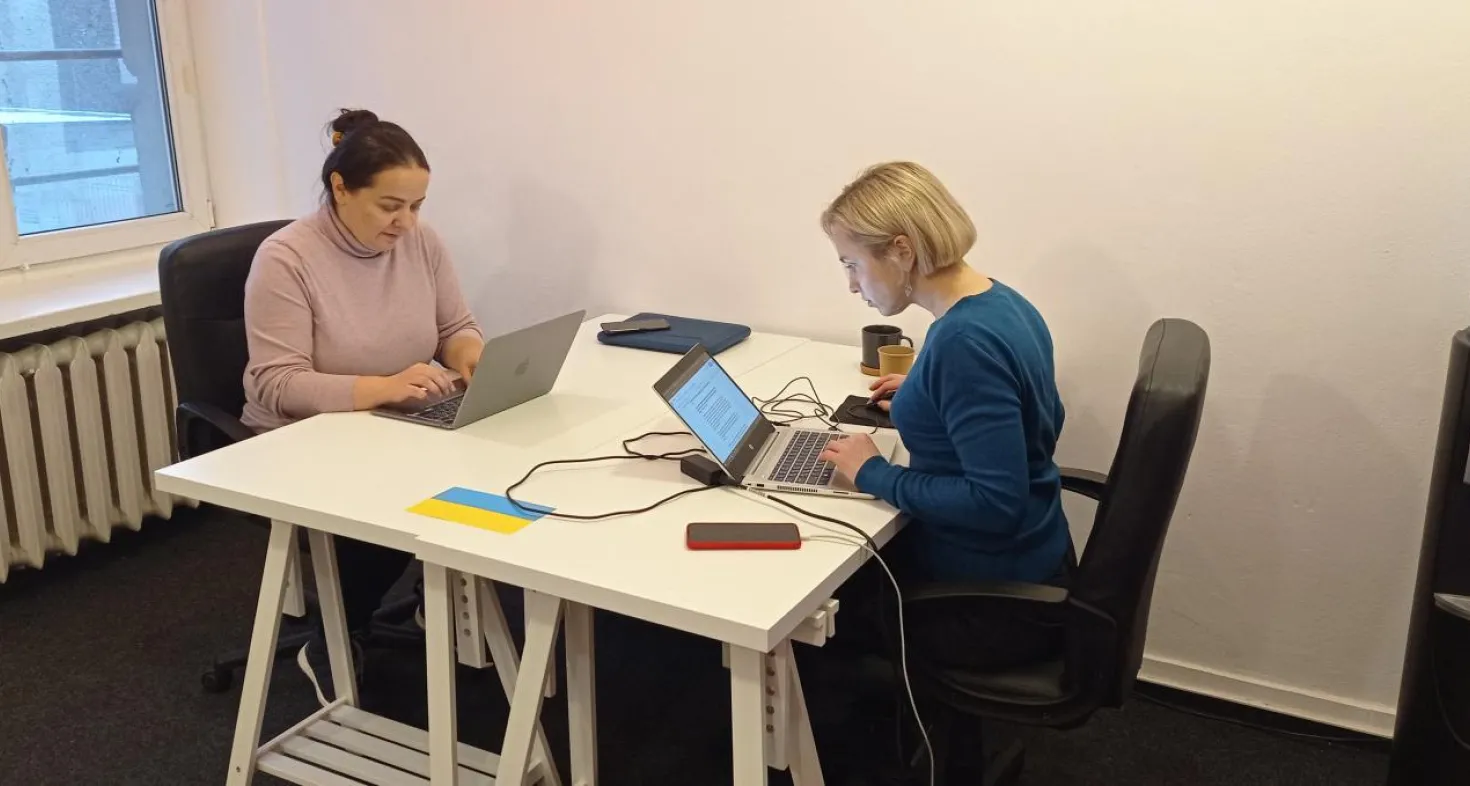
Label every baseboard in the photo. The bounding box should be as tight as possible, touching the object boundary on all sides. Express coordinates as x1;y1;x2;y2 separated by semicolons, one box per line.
1139;654;1397;738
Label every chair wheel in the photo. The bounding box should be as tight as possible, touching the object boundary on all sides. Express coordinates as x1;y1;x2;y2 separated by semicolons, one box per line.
201;666;234;693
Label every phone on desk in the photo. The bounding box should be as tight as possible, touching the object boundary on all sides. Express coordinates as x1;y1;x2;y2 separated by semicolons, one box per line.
601;318;671;334
686;522;801;550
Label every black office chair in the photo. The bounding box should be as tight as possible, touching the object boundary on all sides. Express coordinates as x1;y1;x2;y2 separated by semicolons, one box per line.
158;220;421;693
901;318;1210;785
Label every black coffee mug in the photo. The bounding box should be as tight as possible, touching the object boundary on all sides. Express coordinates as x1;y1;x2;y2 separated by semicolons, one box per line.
862;324;913;369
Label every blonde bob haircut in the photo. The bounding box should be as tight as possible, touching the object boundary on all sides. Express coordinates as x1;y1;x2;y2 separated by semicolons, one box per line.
821;161;977;278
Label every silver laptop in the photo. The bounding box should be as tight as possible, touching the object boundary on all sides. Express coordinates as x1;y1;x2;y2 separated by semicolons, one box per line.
374;309;586;429
653;344;899;498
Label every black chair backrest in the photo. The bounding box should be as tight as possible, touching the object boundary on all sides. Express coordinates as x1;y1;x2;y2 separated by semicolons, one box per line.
1072;318;1210;703
158;220;290;420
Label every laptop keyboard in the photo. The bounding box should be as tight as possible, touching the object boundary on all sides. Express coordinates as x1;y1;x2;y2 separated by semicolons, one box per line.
768;430;840;486
414;396;463;426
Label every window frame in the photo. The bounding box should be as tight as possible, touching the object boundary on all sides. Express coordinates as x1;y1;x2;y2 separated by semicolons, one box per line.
0;0;214;271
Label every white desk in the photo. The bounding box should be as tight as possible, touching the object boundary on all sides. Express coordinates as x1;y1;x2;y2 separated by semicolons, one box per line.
157;316;808;554
413;339;908;786
152;314;810;786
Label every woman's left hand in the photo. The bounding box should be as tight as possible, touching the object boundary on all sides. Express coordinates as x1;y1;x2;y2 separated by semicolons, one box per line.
819;433;882;481
443;334;484;381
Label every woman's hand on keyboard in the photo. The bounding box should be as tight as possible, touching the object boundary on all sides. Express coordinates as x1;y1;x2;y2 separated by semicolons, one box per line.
819;433;881;482
358;363;457;408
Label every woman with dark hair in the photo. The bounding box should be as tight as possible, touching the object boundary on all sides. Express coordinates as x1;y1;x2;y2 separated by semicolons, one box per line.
241;109;483;699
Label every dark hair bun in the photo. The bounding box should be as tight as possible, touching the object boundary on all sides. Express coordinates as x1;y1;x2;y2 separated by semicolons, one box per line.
330;108;379;139
320;110;430;197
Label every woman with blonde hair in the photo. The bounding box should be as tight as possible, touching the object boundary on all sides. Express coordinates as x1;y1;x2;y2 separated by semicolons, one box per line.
817;161;1071;670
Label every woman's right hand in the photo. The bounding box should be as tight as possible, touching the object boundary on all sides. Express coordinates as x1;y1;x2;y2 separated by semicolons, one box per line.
358;363;458;408
869;374;906;411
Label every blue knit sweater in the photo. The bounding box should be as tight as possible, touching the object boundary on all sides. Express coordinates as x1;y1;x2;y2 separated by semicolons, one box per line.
854;281;1070;583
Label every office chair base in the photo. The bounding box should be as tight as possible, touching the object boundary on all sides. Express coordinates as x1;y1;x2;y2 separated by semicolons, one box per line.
203;595;424;694
982;740;1025;786
204;626;315;693
901;719;1023;786
201;667;232;694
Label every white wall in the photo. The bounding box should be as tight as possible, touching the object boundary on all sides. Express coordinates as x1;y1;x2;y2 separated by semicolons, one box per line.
191;0;1470;734
187;0;286;227
191;2;600;333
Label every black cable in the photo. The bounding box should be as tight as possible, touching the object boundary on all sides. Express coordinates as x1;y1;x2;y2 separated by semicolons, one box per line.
748;495;887;663
752;376;840;429
1134;691;1387;746
755;376;885;435
755;492;880;556
502;367;866;521
620;430;706;460
504;431;717;521
833;397;886;433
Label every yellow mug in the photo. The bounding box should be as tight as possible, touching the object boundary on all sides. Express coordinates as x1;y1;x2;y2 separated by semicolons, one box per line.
878;344;916;377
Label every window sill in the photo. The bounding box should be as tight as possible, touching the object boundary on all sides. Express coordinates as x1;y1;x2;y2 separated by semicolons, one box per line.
0;248;164;342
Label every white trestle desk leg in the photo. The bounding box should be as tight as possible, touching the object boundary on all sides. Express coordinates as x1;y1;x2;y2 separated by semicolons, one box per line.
226;520;296;786
451;570;490;668
283;543;307;618
729;646;770;786
564;601;599;785
423;563;460;785
495;589;564;786
781;641;825;785
764;650;789;771
307;530;359;707
478;581;565;786
535;587;558;699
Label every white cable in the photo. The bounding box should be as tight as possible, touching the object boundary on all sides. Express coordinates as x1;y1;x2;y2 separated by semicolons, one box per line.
727;486;933;784
296;645;331;709
803;533;934;786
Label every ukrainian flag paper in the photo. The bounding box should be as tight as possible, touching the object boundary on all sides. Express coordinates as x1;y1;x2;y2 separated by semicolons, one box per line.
408;487;553;534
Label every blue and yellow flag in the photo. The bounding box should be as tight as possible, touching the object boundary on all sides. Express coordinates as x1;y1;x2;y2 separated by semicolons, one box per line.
408;487;552;534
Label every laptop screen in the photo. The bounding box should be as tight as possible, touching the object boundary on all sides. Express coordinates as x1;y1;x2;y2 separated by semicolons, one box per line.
665;356;762;464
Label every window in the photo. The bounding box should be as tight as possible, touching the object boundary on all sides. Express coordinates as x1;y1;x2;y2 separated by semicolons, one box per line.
0;0;211;270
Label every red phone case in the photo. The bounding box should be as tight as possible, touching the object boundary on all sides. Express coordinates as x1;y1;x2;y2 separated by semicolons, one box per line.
687;539;802;551
686;523;801;550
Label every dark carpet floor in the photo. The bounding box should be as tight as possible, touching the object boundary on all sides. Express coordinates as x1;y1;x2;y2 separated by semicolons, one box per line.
0;508;1390;785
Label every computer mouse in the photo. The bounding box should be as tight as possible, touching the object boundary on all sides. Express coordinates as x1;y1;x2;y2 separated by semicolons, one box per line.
846;399;890;422
866;390;895;410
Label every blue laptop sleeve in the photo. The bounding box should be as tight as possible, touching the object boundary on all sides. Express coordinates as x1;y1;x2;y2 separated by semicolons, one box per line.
596;313;751;355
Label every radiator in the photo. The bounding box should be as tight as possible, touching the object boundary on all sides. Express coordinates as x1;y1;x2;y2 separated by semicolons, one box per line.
0;317;195;582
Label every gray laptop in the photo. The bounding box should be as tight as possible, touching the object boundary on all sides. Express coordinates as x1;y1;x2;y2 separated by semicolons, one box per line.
374;309;586;429
653;344;899;498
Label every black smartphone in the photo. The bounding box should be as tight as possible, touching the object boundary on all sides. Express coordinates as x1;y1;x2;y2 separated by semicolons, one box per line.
686;522;801;550
601;318;671;334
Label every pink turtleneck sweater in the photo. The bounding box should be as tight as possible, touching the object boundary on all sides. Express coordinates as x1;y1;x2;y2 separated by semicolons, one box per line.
240;205;482;432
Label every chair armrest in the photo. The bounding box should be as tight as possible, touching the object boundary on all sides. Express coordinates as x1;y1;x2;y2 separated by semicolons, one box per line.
904;580;1070;616
177;401;254;455
899;581;1074;670
1059;467;1108;500
904;581;1118;661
